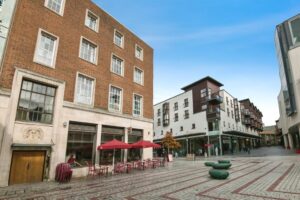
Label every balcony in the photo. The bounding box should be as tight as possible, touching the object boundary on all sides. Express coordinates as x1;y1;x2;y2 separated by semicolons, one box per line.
206;93;223;105
242;118;251;126
207;107;220;121
242;109;250;117
163;119;169;127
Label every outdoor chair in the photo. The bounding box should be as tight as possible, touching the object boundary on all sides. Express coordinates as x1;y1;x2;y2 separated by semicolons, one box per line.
114;163;126;173
86;161;97;176
95;164;109;177
136;161;145;170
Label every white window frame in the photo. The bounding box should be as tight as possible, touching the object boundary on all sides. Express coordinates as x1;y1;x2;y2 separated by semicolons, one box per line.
85;9;99;32
132;93;143;117
110;54;124;76
74;72;96;106
44;0;66;16
33;28;59;68
113;29;124;48
79;36;98;65
108;84;123;112
135;44;143;60
133;66;144;85
289;16;300;46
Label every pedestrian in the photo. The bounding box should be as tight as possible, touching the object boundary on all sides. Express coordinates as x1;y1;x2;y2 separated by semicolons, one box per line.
247;147;251;154
67;154;81;167
215;147;219;156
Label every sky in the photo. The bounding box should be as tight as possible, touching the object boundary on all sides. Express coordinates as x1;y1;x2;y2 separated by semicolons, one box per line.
94;0;300;126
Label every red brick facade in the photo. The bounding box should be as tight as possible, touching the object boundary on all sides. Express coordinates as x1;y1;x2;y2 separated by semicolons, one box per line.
0;0;153;119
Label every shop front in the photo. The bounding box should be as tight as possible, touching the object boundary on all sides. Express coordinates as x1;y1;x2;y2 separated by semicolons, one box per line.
127;129;143;161
100;125;125;165
222;131;261;154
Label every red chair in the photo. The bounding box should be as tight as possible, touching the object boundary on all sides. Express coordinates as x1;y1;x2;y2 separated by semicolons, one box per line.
86;161;97;176
136;161;145;170
114;163;126;173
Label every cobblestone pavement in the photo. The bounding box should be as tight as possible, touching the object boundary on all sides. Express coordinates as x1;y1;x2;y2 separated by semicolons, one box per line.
1;147;299;200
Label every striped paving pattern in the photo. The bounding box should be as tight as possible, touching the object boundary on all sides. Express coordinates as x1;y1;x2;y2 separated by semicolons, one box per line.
0;155;299;200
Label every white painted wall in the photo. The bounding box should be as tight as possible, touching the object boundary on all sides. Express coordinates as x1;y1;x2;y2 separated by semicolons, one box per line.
220;90;258;135
277;45;300;149
153;90;207;140
153;89;260;141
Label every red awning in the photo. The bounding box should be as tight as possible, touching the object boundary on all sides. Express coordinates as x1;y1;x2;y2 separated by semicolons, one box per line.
131;140;161;149
97;139;131;150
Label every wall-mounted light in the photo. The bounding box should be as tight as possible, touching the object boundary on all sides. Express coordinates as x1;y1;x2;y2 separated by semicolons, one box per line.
63;121;68;128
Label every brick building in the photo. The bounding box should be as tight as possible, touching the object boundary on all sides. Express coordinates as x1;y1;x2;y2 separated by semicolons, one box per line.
0;0;153;186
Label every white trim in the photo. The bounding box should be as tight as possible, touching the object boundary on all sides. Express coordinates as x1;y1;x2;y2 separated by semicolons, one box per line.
135;44;143;61
85;9;100;33
288;16;300;46
110;53;124;77
74;72;96;107
33;28;59;69
108;84;123;113
132;93;143;117
113;29;124;48
79;36;98;65
44;0;66;16
133;66;144;86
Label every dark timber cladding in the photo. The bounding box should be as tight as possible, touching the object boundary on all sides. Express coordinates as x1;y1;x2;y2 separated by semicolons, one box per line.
181;76;223;114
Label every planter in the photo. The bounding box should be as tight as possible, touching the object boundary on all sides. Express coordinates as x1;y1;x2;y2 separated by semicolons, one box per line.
204;162;215;167
212;163;232;169
218;160;231;164
209;169;229;179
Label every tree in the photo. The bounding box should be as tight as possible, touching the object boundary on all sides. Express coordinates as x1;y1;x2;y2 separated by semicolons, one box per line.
162;132;181;155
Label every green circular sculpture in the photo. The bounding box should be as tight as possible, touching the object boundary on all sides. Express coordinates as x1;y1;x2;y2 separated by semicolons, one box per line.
209;169;229;179
212;163;232;169
204;162;215;167
218;160;231;164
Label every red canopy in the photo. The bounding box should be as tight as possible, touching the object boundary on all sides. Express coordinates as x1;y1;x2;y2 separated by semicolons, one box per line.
97;139;131;150
131;140;161;149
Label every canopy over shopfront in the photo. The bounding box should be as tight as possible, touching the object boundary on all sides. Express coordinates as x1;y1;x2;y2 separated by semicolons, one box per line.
97;139;131;172
222;131;261;139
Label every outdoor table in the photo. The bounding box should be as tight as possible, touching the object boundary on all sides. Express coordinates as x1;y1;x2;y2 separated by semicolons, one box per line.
152;160;160;168
125;163;132;173
95;165;109;177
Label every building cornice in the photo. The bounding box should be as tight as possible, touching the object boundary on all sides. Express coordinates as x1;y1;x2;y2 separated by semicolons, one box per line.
63;101;153;123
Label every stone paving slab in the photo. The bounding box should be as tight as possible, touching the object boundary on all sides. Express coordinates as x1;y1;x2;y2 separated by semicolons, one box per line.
0;147;299;200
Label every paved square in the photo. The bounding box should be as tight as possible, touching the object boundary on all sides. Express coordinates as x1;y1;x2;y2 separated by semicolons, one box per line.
0;147;299;200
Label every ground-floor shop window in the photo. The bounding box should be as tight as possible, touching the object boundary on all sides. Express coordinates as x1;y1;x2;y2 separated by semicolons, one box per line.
66;122;97;167
128;129;143;161
100;125;125;165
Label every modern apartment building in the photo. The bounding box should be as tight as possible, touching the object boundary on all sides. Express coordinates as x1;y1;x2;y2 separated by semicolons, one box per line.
0;0;153;186
276;13;300;150
153;77;263;157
